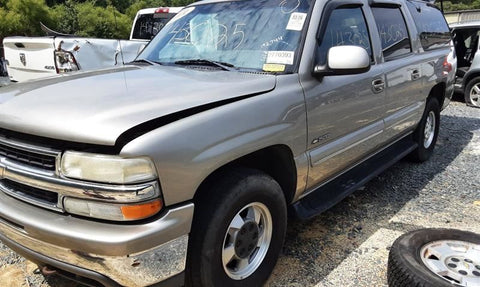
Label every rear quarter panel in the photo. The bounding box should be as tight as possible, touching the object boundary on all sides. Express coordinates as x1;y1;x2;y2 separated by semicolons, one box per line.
54;38;146;71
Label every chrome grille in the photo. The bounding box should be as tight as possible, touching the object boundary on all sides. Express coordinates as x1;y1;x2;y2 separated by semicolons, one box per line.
0;179;58;206
0;136;59;171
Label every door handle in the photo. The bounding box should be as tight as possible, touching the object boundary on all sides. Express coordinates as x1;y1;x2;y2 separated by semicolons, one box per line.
411;69;421;80
372;79;385;93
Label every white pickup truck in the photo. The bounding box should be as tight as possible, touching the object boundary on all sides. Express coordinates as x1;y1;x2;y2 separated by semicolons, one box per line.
3;7;182;82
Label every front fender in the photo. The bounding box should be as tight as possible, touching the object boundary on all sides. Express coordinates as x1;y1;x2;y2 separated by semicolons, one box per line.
120;74;307;206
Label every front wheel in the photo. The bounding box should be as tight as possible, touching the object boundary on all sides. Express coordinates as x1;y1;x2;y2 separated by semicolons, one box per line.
465;76;480;107
409;98;440;162
186;169;287;287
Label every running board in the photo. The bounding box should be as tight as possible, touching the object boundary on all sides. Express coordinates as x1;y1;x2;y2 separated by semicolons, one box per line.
293;137;417;220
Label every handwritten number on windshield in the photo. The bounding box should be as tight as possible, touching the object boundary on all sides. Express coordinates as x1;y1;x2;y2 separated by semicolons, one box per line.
233;24;246;50
280;0;301;14
216;24;229;48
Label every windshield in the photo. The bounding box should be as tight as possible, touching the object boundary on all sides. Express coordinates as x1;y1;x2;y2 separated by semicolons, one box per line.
139;0;312;73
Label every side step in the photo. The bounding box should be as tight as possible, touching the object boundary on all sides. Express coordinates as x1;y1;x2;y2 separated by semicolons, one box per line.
293;137;417;220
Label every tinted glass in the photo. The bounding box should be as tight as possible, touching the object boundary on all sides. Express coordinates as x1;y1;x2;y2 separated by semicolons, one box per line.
372;7;411;60
132;13;175;40
317;7;372;65
406;1;450;51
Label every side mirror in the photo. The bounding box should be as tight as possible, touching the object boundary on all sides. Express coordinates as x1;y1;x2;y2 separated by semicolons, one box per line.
314;45;370;76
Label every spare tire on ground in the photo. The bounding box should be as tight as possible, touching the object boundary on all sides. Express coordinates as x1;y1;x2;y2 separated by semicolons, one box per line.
388;228;480;287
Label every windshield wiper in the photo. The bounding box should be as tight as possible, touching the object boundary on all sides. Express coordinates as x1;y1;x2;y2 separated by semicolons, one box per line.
129;59;162;66
174;59;236;71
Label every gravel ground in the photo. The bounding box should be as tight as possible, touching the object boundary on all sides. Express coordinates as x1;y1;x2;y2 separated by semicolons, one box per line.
0;100;479;287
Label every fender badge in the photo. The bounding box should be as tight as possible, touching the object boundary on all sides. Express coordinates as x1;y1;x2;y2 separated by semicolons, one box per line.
312;133;330;145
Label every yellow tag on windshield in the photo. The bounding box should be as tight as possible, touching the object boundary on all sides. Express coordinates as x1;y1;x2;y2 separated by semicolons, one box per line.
263;64;285;72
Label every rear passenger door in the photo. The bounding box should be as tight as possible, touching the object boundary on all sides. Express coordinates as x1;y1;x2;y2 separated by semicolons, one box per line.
370;3;425;140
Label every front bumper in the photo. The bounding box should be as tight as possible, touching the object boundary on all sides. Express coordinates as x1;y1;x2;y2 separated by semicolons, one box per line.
0;190;194;286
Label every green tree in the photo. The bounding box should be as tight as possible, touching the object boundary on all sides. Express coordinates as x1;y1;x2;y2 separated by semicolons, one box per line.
75;1;131;38
0;0;54;39
52;0;78;34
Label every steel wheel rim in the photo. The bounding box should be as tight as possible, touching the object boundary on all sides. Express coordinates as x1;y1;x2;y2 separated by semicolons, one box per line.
222;202;272;280
423;111;436;149
469;84;480;106
420;240;480;286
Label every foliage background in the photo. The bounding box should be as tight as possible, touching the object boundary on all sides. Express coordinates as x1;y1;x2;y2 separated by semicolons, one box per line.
0;0;195;41
0;0;478;42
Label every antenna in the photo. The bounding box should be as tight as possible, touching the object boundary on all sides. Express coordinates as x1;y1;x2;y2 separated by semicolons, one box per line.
113;8;126;65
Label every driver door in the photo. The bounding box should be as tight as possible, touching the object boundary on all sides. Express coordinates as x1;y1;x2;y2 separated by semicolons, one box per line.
300;2;386;189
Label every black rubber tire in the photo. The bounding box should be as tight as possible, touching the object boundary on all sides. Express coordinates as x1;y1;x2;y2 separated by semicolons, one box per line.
388;228;480;287
464;76;480;107
409;98;440;162
186;168;287;287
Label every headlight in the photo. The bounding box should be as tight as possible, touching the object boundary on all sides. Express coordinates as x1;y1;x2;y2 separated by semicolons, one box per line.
60;151;157;184
55;50;79;73
64;197;163;221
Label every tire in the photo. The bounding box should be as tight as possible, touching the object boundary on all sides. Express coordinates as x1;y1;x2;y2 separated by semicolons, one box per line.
388;228;480;287
409;98;440;162
465;76;480;107
186;168;287;287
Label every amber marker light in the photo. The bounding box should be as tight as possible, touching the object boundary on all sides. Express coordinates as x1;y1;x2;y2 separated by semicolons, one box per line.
121;200;163;220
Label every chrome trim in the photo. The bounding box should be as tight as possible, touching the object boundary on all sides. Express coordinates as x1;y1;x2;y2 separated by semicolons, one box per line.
0;136;61;157
0;181;60;212
0;190;194;256
0;157;160;214
309;120;384;167
0;136;160;212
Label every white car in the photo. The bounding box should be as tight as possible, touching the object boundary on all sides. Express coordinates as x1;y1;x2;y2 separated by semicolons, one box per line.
451;21;480;107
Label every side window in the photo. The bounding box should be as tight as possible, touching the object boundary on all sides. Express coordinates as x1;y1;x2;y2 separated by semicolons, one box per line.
371;7;411;60
406;2;450;51
316;7;372;66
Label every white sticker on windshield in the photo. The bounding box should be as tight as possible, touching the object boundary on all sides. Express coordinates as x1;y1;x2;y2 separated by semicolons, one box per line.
286;12;307;31
267;51;295;65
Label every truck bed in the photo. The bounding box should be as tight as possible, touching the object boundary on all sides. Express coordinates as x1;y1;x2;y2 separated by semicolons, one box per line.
4;37;146;82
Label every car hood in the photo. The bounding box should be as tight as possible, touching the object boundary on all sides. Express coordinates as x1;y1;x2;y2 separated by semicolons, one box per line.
0;66;276;146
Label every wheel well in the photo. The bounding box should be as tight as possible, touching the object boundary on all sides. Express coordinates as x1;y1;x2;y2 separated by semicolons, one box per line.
194;145;297;204
428;82;446;108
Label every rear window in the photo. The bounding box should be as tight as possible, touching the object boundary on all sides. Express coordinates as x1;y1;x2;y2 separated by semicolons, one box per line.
132;13;175;40
406;1;451;51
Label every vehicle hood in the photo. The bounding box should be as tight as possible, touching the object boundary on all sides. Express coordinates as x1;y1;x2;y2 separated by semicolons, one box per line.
0;66;276;145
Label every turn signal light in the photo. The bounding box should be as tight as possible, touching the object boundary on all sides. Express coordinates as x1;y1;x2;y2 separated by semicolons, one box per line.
121;200;163;220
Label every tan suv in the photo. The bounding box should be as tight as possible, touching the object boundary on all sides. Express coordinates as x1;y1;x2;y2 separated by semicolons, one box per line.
0;0;452;286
